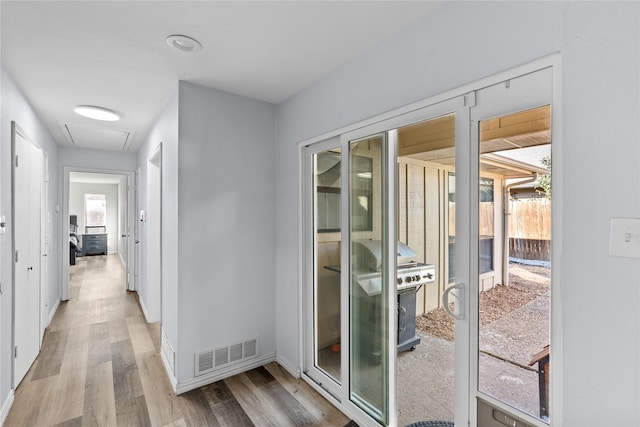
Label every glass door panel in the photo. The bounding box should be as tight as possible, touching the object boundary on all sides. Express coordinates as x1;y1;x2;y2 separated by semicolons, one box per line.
477;105;552;421
313;148;343;384
349;133;389;423
396;113;457;426
472;67;553;426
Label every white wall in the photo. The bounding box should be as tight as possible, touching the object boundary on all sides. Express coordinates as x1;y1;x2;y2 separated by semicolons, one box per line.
275;2;640;425
137;84;179;374
0;66;60;412
175;81;276;383
69;182;119;253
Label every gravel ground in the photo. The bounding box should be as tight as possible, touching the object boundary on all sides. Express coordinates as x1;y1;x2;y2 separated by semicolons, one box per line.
415;263;551;341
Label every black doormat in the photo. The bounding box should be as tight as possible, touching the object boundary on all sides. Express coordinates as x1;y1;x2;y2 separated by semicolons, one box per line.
406;422;454;427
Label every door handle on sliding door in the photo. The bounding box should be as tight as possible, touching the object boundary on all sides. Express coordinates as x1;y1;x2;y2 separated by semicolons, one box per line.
442;283;465;320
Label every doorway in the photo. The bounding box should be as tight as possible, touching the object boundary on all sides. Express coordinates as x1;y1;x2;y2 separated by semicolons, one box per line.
302;63;558;427
62;169;135;301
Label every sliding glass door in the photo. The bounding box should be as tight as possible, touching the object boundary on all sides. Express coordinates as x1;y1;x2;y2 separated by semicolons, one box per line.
303;96;470;426
302;64;555;427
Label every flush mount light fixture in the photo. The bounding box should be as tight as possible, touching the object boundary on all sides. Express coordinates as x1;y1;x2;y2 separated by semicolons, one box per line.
74;105;120;121
166;34;202;53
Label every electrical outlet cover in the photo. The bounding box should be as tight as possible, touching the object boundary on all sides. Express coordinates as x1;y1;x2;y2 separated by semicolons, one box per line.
609;217;640;258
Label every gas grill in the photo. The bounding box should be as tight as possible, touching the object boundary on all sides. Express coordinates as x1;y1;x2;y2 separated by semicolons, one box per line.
352;240;436;356
353;240;435;296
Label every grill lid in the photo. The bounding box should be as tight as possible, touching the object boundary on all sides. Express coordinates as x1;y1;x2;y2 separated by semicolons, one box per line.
353;240;416;272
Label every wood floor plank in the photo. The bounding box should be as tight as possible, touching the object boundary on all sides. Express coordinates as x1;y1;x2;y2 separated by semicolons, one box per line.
111;339;145;402
260;377;318;426
115;395;152;427
201;382;254;427
43;324;89;424
244;366;276;387
224;372;291;427
175;388;222;427
87;321;111;367
51;416;82;427
161;418;188;427
108;317;130;344
265;362;350;426
127;315;156;355
82;361;117;426
136;351;181;426
31;329;69;380
5;376;58;426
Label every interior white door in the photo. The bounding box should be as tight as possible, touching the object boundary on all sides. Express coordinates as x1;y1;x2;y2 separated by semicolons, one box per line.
13;124;43;386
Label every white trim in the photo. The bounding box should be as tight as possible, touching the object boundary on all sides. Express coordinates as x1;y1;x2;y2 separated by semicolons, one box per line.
160;346;178;393
174;352;276;395
549;54;563;425
478;393;549;427
0;389;14;426
138;294;150;323
118;251;126;267
276;353;301;379
47;298;60;327
301;372;377;427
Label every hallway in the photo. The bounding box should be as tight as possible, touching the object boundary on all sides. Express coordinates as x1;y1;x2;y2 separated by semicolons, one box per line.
5;255;350;426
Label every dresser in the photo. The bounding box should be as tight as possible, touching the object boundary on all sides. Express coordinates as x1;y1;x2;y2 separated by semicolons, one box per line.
82;233;107;256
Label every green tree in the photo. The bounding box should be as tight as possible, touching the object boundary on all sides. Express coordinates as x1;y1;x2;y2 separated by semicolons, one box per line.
536;155;551;199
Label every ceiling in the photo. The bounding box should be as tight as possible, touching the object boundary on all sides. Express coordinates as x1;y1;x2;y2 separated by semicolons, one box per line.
1;1;441;153
399;106;551;178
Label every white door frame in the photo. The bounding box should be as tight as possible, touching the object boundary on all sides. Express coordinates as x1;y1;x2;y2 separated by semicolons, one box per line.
61;167;136;300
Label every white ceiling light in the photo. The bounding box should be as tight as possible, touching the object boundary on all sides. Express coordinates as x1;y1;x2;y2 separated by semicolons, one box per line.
74;105;120;121
166;34;202;53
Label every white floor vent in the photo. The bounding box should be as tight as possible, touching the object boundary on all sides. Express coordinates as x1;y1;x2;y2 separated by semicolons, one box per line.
195;338;258;376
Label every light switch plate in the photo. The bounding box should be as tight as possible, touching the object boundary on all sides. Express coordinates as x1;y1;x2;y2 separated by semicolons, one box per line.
609;217;640;258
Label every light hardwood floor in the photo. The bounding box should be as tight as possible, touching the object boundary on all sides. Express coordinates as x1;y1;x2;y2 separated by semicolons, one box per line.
5;255;353;427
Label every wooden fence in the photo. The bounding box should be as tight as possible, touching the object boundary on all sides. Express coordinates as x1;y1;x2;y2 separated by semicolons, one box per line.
450;198;551;261
509;198;551;240
509;238;551;261
509;198;551;260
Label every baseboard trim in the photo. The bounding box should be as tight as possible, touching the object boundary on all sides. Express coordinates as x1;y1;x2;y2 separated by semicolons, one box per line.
138;296;150;322
48;299;60;327
276;354;301;378
160;349;178;393
0;389;14;426
175;352;276;395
